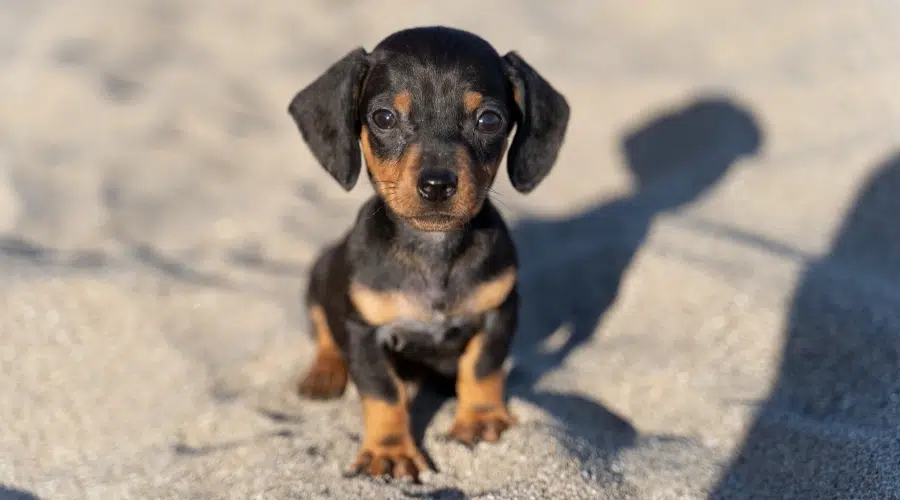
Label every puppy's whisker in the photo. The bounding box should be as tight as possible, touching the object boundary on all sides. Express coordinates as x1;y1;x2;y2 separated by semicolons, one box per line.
365;203;384;221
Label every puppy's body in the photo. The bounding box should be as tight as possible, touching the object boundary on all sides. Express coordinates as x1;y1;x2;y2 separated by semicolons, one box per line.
308;196;516;380
286;26;568;481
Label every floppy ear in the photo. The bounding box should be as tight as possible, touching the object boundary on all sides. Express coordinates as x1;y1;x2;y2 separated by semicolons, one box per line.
288;48;369;191
502;52;570;193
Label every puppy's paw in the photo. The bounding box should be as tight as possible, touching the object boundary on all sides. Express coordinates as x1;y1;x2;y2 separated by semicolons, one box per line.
297;353;348;400
448;405;517;446
345;437;429;482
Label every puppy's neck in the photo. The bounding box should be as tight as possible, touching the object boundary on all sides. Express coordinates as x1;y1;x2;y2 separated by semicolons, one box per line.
392;217;468;264
379;200;482;263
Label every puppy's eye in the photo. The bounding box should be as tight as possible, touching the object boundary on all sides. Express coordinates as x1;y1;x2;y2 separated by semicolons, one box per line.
476;110;502;133
372;109;396;130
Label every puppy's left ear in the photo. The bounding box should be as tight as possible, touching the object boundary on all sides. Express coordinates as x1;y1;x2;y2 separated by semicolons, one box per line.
502;52;570;193
288;48;369;191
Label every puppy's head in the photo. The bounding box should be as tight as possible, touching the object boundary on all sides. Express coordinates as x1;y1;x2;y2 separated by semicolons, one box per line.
288;26;569;231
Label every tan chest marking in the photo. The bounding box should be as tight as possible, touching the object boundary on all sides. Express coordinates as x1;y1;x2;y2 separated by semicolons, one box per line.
449;267;516;316
348;267;517;326
348;283;431;326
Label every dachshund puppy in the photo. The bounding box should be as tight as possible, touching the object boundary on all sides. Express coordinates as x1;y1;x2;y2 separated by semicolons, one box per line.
287;26;569;481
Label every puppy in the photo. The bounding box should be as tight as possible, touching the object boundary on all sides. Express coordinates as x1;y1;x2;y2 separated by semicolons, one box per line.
287;26;569;481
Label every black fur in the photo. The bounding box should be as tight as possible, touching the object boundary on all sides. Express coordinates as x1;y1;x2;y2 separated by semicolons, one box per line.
288;48;369;190
502;51;571;193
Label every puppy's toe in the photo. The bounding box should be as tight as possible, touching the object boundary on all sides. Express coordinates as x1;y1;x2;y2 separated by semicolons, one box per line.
448;405;517;446
346;442;429;482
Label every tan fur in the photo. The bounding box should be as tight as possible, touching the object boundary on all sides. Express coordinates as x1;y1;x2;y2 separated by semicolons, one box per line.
512;87;523;109
297;304;348;398
360;126;497;232
463;90;483;113
450;267;517;316
360;125;423;218
350;374;427;478
393;90;412;115
349;267;516;324
348;282;431;325
449;332;516;444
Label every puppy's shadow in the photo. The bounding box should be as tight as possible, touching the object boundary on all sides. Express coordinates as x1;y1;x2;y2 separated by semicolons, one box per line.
505;95;763;454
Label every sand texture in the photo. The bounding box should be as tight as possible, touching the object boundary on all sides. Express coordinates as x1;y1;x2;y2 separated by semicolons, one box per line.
2;1;900;498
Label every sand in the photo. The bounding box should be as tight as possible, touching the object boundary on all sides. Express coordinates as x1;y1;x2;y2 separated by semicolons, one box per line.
2;1;900;498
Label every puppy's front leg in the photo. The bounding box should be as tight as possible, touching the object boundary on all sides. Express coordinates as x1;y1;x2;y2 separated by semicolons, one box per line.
345;321;428;481
449;287;519;445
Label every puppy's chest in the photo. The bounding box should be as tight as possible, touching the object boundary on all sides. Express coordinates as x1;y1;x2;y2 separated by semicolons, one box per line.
349;265;515;328
350;273;471;326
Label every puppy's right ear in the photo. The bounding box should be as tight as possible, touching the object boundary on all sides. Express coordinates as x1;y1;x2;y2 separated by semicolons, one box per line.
288;48;369;191
502;52;570;194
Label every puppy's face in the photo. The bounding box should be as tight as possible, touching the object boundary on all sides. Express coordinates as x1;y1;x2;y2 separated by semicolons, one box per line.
357;35;514;231
289;27;570;232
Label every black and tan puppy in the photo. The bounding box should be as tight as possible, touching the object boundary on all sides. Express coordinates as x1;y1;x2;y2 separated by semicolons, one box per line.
286;26;569;481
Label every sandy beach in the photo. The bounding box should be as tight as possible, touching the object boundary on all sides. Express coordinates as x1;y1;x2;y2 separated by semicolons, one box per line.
2;1;900;498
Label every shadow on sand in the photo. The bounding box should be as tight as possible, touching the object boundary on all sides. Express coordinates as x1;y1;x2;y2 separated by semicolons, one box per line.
0;223;307;299
503;95;763;459
0;487;39;500
710;153;900;499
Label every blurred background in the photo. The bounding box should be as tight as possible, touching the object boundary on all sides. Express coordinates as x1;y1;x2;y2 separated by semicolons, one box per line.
2;1;899;499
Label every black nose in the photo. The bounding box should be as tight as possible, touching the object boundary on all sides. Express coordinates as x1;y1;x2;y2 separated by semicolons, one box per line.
417;169;458;202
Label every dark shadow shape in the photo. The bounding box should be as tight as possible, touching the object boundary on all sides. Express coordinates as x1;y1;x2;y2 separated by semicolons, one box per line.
128;241;229;288
110;228;235;289
0;236;107;269
401;487;471;499
507;95;762;462
0;231;299;320
172;428;295;457
227;245;308;278
0;232;231;289
407;378;454;472
0;487;40;500
710;154;900;499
